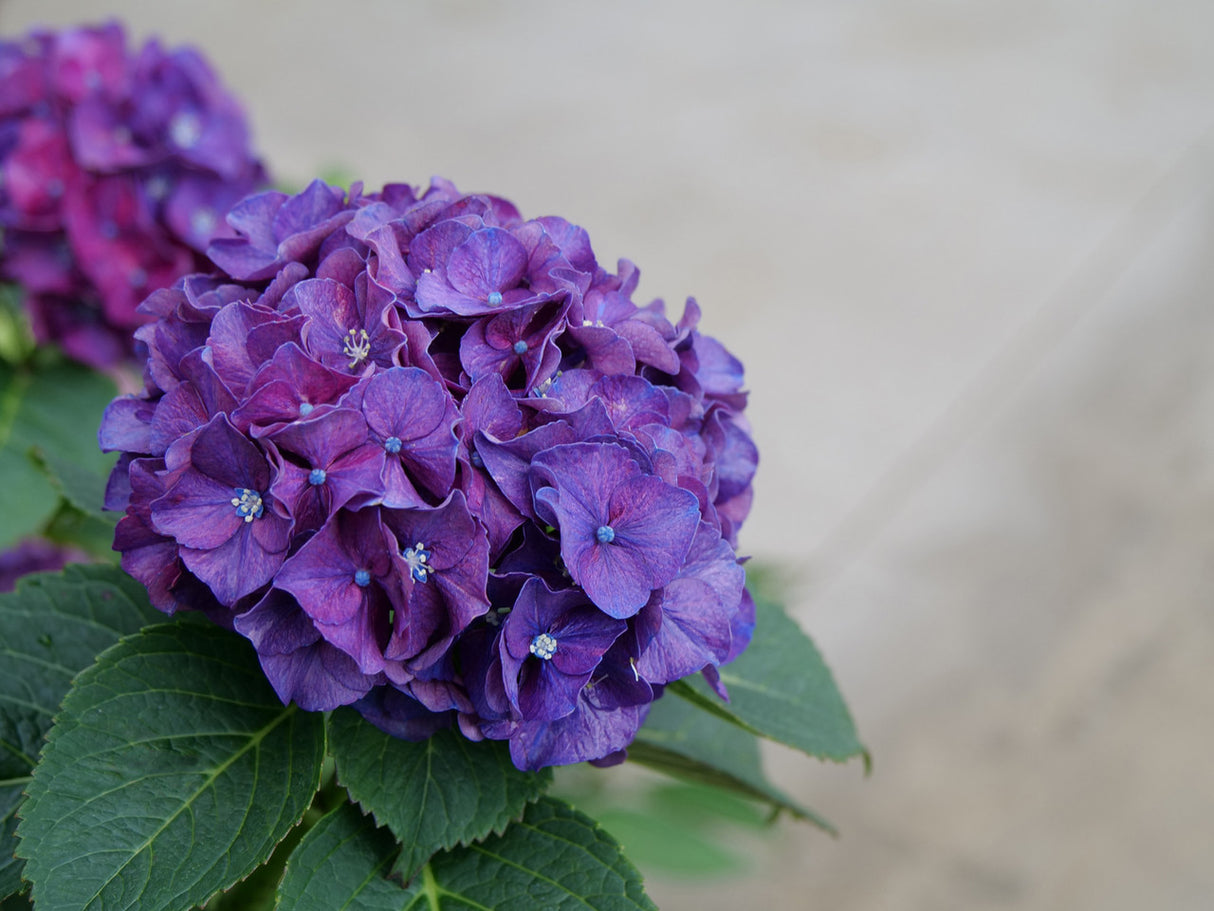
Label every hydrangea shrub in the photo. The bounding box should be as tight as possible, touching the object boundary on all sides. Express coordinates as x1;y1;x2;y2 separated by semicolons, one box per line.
99;177;759;770
1;21;865;910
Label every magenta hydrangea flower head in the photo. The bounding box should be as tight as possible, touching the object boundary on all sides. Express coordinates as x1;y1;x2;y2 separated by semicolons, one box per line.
0;22;267;369
100;176;758;769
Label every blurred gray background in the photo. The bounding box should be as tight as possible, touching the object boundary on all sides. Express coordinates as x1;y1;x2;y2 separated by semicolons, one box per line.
4;2;1212;908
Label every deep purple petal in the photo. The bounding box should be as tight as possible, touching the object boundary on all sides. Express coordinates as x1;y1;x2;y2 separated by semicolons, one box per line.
446;227;527;299
179;520;285;605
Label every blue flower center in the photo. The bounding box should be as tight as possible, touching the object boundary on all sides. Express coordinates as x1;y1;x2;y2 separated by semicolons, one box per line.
190;208;217;240
384;436;403;454
402;542;434;583
299;402;314;416
595;525;616;544
353;569;371;588
530;632;558;661
512;340;529;355
169;111;202;149
308;468;327;486
230;488;264;522
469;449;484;468
487;291;504;306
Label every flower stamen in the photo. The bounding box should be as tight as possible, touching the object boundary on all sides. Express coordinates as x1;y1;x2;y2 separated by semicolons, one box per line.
402;541;433;583
530;632;558;661
343;328;372;368
230;488;264;522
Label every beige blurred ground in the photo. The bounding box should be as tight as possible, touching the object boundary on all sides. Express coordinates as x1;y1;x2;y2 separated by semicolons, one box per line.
4;2;1213;908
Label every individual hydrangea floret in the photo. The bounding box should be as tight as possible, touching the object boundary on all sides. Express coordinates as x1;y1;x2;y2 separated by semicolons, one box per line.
0;22;267;368
100;176;758;769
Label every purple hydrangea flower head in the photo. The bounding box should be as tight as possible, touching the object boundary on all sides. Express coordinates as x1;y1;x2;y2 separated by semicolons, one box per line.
0;538;89;593
0;22;267;369
100;175;757;769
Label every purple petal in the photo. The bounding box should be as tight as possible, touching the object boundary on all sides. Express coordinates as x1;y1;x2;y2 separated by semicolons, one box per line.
179;520;285;605
446;227;527;298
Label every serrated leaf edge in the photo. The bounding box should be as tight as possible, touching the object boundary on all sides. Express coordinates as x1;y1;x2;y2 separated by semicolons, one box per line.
14;621;326;910
328;718;552;879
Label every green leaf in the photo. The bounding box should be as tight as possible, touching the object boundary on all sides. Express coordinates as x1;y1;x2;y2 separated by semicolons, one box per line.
16;618;327;911
669;593;867;766
327;708;552;881
631;692;836;833
274;803;403;909
0;565;163;899
646;781;770;830
40;504;119;562
577;806;744;876
0;370;54;550
31;448;115;523
0;286;34;366
278;797;657;910
0;361;118;548
0;782;26;901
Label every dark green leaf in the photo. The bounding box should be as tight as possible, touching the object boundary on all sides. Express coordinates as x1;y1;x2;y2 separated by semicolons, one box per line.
0;361;117;548
278;797;657;911
274;803;403;910
0;565;163;900
632;693;836;832
0;781;26;901
327;709;551;881
16;619;327;911
669;593;867;766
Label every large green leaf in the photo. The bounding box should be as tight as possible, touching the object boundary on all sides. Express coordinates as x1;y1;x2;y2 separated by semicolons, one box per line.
277;797;657;911
16;618;326;911
0;361;118;548
328;709;552;881
668;593;867;766
0;566;163;899
0;784;24;903
631;692;836;833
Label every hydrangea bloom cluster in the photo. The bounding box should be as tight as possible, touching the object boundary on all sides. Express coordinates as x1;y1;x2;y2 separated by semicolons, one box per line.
100;178;758;769
0;22;266;368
